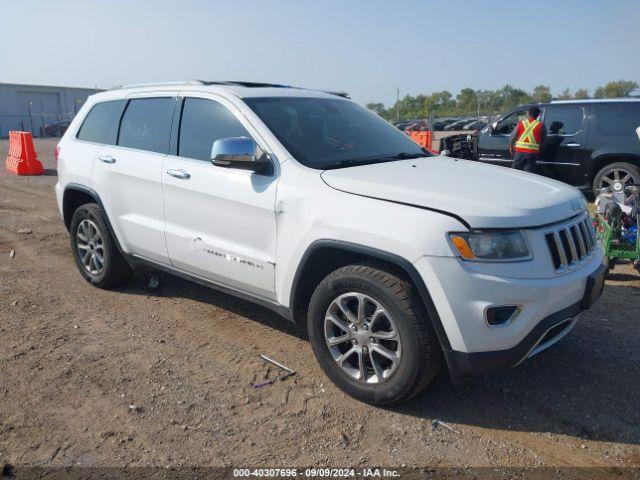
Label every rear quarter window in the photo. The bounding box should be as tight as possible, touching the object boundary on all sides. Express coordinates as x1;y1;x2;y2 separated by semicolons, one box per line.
592;103;640;136
76;100;127;144
118;98;175;154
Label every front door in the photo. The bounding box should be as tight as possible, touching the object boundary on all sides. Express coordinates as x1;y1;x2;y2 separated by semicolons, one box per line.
539;104;588;185
162;95;278;299
477;107;528;167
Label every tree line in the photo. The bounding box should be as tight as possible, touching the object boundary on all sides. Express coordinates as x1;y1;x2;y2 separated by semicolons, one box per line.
366;80;639;121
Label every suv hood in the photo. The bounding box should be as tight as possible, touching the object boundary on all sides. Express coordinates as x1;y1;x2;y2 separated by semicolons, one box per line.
320;156;585;229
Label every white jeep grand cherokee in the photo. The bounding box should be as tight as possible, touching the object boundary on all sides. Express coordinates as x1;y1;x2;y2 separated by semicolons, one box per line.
56;81;606;405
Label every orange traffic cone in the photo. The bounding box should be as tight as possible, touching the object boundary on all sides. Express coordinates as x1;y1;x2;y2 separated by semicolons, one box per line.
5;131;44;175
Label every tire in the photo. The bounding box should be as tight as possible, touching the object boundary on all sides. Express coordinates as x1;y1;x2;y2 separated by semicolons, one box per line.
307;263;441;406
592;162;640;197
69;203;132;288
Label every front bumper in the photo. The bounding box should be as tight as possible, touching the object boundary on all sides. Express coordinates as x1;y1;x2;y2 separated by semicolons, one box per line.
414;253;607;376
448;302;582;375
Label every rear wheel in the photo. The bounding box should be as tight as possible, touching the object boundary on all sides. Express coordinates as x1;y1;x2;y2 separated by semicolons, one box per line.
69;203;132;288
592;162;640;199
307;263;441;406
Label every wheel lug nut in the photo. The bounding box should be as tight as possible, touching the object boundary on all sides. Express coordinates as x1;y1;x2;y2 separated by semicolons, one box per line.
351;339;357;345
362;324;368;331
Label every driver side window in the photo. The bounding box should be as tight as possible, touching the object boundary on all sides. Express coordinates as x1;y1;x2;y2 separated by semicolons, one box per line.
494;109;527;135
178;98;251;161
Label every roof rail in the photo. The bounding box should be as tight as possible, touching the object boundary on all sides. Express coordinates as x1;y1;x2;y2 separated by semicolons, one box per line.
211;81;293;88
108;80;205;90
323;90;350;99
107;80;351;98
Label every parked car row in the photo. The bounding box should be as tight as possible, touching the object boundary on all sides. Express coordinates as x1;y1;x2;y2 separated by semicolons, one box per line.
394;116;493;132
43;121;71;137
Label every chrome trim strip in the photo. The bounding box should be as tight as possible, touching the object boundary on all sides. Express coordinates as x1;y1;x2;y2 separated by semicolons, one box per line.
513;315;579;366
574;225;587;258
528;317;579;358
535;161;581;166
483;304;522;329
553;232;568;267
128;254;287;316
565;227;579;263
579;220;592;251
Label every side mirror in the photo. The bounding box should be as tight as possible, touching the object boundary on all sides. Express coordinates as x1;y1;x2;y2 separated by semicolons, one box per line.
211;137;271;174
488;120;498;134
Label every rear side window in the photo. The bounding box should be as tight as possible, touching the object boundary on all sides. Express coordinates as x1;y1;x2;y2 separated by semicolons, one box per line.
178;98;250;161
118;98;174;154
76;100;126;144
544;105;584;135
592;103;640;136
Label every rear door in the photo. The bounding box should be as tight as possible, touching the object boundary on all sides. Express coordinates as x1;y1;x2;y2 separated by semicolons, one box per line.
539;104;588;185
92;94;177;264
162;93;278;299
477;107;528;166
70;99;127;189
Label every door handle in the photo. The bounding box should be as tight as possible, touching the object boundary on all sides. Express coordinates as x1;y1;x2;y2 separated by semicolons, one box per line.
565;142;581;148
98;155;116;164
166;169;191;179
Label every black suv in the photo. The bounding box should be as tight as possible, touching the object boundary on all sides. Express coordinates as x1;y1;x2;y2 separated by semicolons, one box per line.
440;99;640;196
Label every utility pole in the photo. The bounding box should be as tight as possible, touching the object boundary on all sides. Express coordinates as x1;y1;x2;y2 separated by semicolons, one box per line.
396;87;400;122
27;100;33;135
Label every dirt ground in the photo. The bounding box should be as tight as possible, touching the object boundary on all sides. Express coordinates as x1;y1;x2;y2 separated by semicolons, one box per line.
1;138;639;470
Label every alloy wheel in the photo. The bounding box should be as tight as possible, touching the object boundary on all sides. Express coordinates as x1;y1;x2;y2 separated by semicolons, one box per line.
76;219;105;275
599;167;638;203
324;292;401;384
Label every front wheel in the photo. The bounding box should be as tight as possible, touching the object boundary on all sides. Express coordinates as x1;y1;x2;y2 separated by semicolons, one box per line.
307;263;441;406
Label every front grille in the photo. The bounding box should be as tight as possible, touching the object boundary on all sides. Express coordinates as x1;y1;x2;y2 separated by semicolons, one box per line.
545;216;597;271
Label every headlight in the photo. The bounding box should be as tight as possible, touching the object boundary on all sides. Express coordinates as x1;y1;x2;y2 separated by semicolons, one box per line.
448;230;532;262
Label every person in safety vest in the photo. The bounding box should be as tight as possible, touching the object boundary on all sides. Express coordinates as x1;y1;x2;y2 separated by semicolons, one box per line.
509;106;545;174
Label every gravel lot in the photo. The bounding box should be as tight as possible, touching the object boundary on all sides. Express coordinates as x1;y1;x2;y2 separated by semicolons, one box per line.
1;138;639;470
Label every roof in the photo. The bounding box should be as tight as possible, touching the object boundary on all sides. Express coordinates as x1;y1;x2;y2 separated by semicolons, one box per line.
550;97;640;104
107;80;350;99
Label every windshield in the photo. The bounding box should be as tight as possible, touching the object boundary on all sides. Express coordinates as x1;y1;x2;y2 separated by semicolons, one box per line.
245;97;431;169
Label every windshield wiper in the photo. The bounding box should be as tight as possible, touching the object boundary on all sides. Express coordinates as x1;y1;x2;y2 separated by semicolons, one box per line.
384;152;424;160
323;158;395;170
321;152;426;170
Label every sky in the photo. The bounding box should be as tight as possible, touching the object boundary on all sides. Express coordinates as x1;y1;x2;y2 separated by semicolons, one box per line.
2;0;639;106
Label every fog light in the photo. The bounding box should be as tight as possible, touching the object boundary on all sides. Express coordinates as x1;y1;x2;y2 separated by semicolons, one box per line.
485;305;520;327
